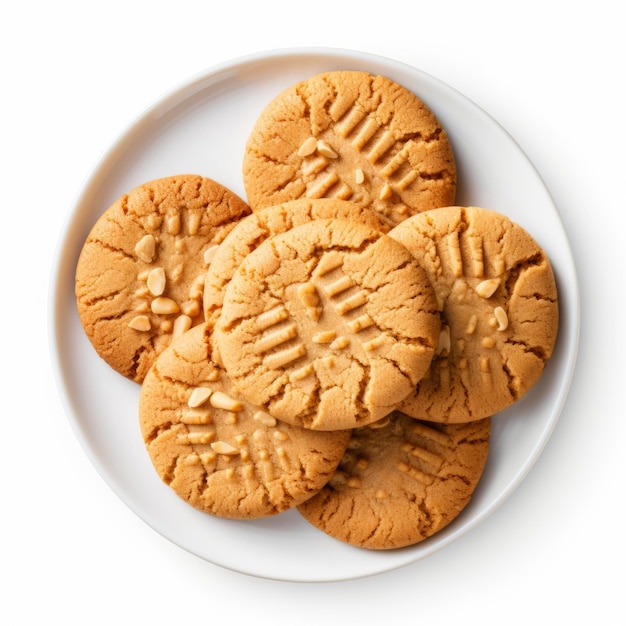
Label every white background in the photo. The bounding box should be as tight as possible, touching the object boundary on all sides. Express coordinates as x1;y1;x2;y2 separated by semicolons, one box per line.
3;1;624;624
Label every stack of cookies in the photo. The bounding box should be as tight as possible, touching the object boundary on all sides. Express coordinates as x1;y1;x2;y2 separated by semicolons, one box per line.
75;70;559;550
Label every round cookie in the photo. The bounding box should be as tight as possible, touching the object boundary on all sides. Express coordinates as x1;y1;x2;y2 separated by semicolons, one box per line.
203;197;392;327
297;411;491;550
213;218;441;431
389;206;559;423
139;324;352;520
75;175;251;383
242;70;456;225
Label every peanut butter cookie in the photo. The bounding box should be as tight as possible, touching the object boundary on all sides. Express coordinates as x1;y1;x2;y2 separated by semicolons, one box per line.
297;411;491;550
139;325;352;519
213;218;441;431
389;206;559;423
75;175;251;382
242;70;456;225
203;197;392;327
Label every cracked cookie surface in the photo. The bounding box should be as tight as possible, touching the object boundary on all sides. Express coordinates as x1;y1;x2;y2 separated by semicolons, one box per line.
75;175;251;382
139;325;351;519
297;411;490;550
203;197;392;327
213;218;441;431
242;70;456;225
389;206;559;423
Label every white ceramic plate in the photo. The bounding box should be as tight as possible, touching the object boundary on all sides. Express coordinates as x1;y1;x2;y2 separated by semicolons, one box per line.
49;48;580;582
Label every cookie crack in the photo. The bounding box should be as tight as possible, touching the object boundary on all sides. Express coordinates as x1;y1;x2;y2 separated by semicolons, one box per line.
417;169;449;181
144;420;175;446
518;292;558;304
416;497;435;538
129;344;151;380
83;291;128;309
456;373;473;420
504;253;545;295
438;471;472;488
162;455;178;486
89;236;136;261
374;352;413;386
504;337;548;361
500;345;529;400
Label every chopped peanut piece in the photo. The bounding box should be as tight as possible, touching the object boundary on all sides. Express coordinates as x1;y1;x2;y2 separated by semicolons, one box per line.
475;278;500;298
210;441;239;456
134;234;156;263
436;325;451;356
253;411;276;427
379;182;392;200
188;387;212;408
297;136;318;157
316;139;338;159
151;297;180;315
128;315;151;331
146;267;166;296
172;314;192;338
210;391;243;412
494;306;509;331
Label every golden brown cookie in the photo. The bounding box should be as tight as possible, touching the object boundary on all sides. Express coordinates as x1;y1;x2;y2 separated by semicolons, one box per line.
139;325;352;520
203;197;392;327
389;206;559;423
213;218;441;431
75;175;251;382
297;411;491;550
242;70;456;225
